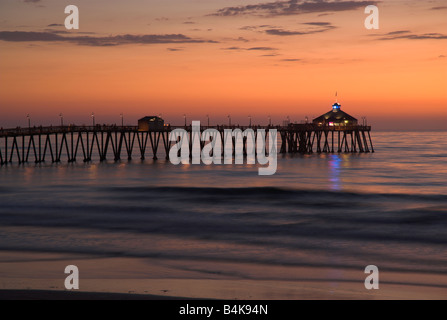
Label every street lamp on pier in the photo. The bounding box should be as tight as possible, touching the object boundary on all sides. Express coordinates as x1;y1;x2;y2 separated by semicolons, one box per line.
362;117;367;126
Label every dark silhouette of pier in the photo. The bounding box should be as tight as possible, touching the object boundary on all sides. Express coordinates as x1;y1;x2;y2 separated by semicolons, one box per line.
0;124;373;166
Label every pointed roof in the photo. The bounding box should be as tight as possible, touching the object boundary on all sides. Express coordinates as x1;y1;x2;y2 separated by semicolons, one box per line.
313;102;357;123
138;116;163;121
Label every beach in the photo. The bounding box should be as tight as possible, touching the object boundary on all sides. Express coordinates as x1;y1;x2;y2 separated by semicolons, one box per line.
1;251;447;300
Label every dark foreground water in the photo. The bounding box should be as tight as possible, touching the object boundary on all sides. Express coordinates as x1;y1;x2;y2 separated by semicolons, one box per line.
0;132;446;285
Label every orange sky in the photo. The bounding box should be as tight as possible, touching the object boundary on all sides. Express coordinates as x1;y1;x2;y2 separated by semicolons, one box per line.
0;0;446;130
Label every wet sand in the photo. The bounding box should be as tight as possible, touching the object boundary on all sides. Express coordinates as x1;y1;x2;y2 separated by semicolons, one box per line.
1;251;446;300
0;289;192;300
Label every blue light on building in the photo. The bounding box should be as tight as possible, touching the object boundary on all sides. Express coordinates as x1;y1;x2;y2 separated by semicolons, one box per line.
332;102;341;110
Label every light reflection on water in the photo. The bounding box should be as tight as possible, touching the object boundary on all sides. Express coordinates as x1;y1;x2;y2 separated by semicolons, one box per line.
328;154;342;191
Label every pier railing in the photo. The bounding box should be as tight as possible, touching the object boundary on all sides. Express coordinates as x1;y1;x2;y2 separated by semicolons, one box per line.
0;123;371;136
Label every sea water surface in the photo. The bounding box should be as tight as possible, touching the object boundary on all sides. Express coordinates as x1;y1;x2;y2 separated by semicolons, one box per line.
0;132;446;291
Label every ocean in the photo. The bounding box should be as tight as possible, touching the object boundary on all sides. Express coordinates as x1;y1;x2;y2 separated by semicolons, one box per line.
0;131;446;297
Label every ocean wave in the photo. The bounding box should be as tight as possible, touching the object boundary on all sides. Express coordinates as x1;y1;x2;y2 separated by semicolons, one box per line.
0;185;446;247
98;186;447;202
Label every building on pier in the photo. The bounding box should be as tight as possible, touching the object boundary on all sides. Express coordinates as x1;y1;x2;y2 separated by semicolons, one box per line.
138;116;164;131
313;102;358;126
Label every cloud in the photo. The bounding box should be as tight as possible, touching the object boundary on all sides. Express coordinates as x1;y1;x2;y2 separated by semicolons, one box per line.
304;22;332;26
47;23;64;27
240;24;276;30
377;31;447;41
265;29;304;36
384;30;410;35
247;46;277;51
281;58;301;61
234;36;249;42
222;46;243;50
221;46;278;51
317;12;334;17
0;31;218;46
43;29;70;34
210;0;378;17
42;28;97;35
431;6;447;10
243;22;336;36
265;26;333;35
24;0;41;2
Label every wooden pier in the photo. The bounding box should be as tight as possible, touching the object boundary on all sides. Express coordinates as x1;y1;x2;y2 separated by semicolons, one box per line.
0;124;373;166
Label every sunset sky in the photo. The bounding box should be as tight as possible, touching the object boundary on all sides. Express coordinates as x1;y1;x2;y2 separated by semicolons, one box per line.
0;0;446;130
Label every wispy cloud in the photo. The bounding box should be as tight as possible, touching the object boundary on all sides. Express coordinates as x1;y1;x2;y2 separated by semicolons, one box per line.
247;46;277;51
167;47;184;52
221;46;243;50
304;22;332;26
210;0;378;17
242;22;336;36
240;25;274;31
234;36;250;42
376;30;447;41
265;29;302;36
221;46;278;52
0;31;217;46
384;30;410;36
431;6;447;10
266;25;335;36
